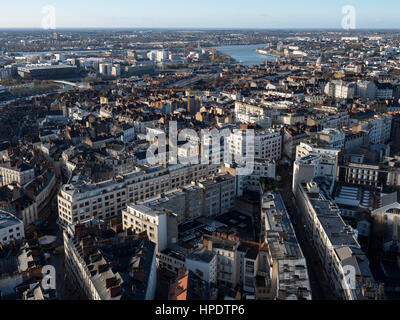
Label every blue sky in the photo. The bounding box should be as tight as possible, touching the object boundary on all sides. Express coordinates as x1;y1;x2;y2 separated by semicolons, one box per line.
0;0;399;29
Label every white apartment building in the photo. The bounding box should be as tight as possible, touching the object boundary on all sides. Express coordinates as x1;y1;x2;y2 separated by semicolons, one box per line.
324;80;356;99
0;163;35;186
355;115;392;145
122;173;235;236
295;182;380;300
122;204;178;252
234;101;272;125
111;64;121;77
341;163;381;187
307;111;350;130
185;248;217;284
0;210;24;245
296;141;341;161
316;129;346;149
99;63;112;77
147;50;168;63
199;234;263;293
157;247;186;274
293;142;340;194
57;163;219;227
228;129;281;162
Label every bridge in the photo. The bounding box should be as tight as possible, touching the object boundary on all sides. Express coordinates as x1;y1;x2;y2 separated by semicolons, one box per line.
52;80;87;89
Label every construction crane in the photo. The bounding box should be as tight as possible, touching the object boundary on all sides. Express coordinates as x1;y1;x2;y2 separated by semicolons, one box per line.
211;48;216;62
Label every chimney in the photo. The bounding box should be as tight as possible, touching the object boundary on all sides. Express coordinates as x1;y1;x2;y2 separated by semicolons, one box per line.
106;277;117;289
98;264;109;274
207;239;213;251
133;269;145;282
177;267;187;279
109;286;122;298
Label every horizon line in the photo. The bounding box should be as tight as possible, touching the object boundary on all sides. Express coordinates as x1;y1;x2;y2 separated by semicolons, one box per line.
1;27;400;31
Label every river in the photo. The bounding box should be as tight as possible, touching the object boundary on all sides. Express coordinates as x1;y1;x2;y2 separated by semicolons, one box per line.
215;44;278;66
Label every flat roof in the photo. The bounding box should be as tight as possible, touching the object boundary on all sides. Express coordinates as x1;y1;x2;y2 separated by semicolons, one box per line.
0;210;22;230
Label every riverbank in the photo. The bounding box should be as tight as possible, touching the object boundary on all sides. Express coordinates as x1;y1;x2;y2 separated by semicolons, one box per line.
256;48;282;58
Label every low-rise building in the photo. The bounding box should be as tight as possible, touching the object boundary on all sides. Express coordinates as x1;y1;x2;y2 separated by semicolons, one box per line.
0;209;24;245
185;248;217;285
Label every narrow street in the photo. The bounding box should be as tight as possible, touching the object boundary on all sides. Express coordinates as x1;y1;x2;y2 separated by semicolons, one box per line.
36;179;75;300
277;165;337;300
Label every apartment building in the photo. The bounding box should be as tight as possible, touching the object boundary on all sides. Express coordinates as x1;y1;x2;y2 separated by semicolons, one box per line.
338;156;400;188
316;129;345;149
57;163;219;226
201;235;238;289
157;247;186;274
131;184;202;223
198;173;236;217
293;142;340;194
352;114;392;145
344;130;368;153
261;192;311;300
228;128;282;162
384;156;400;186
339;163;381;187
375;83;393;99
0;209;24;245
0;163;35;186
222;159;276;196
324;80;356;99
283;127;309;161
122;204;178;252
307;111;350;130
295;182;381;300
371;191;400;251
356;80;376;99
121;174;236;257
185;248;217;285
234;101;271;125
63;219;157;300
194;234;263;294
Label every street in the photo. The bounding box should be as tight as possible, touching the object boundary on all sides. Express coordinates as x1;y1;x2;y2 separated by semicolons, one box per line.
277;165;337;300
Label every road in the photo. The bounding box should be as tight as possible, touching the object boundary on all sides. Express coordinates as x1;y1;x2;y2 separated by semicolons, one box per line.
37;180;77;300
277;165;337;300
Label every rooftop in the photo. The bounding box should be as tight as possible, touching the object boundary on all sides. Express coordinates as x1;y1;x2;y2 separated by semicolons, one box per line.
0;210;23;230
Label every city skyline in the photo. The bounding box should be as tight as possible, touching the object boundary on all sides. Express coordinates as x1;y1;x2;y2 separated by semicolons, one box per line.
0;2;399;306
0;0;399;29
